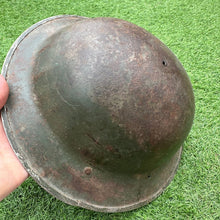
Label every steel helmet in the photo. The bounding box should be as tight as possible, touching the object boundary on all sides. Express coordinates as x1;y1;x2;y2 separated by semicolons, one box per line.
2;15;194;212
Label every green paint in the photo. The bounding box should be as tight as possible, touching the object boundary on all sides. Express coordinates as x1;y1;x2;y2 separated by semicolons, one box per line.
0;0;219;219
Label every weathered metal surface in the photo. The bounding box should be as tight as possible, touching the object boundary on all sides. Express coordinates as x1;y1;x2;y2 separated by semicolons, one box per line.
1;15;194;212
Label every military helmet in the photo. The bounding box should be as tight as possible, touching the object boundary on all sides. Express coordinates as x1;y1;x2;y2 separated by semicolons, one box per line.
2;15;194;212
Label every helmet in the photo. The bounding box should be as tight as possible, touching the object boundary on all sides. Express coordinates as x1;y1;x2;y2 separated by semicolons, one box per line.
2;15;194;212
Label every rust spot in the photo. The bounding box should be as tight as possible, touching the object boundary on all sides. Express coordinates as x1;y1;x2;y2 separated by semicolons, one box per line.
105;145;114;152
42;168;61;178
84;167;92;175
63;165;125;203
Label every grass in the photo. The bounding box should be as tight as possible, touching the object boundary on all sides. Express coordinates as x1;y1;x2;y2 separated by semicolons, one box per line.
0;0;219;219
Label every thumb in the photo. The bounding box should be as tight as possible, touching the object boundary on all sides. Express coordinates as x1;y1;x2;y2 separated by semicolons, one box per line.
0;75;9;110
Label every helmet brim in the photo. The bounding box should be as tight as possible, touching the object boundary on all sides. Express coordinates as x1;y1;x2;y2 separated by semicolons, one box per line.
2;15;183;212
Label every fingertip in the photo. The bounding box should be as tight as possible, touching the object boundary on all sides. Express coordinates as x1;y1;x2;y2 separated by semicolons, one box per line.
0;75;9;109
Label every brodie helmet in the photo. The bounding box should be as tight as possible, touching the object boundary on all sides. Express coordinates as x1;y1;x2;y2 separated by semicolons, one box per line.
2;15;194;212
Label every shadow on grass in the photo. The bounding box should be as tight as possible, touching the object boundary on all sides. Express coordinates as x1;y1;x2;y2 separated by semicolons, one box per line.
1;177;142;220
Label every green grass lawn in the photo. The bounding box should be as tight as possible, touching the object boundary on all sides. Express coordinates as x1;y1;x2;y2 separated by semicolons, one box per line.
0;0;219;219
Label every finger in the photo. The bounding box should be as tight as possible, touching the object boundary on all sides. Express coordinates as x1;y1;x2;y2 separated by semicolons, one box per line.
0;75;9;109
0;117;29;201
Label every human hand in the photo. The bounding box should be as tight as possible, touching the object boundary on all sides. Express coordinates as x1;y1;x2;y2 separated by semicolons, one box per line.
0;75;29;201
